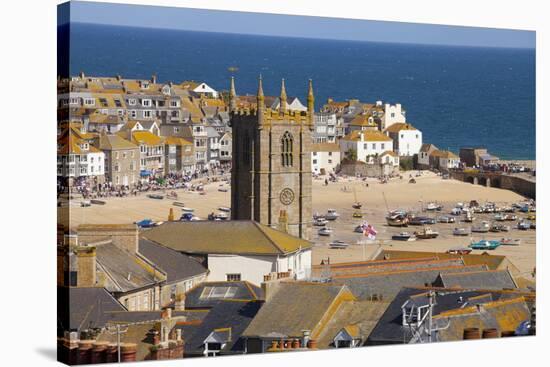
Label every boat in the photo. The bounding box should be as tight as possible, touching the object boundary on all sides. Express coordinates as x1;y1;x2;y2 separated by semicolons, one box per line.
352;212;363;218
414;226;439;239
447;247;472;255
500;225;511;232
426;202;443;211
325;209;340;221
392;232;416;241
90;199;106;205
453;227;470;236
80;200;91;207
136;219;155;228
437;215;456;223
354;225;364;233
386;213;409;227
318;227;333;236
469;239;501;250
173;201;186;207
329;240;350;249
214;212;229;220
313;212;326;220
147;194;164;200
314;218;328;227
180;213;200;221
517;220;532;230
471;221;490;233
500;238;521;246
504;214;518;221
451;207;463;216
526;214;536;221
494;213;506;222
181;207;194;212
409;216;436;225
218;187;229;192
218;206;231;212
464;212;475;223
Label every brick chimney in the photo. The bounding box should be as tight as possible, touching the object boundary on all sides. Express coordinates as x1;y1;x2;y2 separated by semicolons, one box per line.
75;246;97;287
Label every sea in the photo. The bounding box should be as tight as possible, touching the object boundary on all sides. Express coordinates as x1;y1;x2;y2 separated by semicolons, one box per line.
64;23;536;160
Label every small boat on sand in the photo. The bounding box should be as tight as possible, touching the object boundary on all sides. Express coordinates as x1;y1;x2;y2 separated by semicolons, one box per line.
469;239;501;250
325;209;340;221
90;199;106;205
352;212;363;218
426;202;443;211
314;218;328;227
414;226;439;239
147;194;164;200
447;247;472;255
173;201;186;207
471;221;490;233
318;227;333;236
329;240;349;249
500;238;521;246
181;207;195;212
218;206;231;212
392;232;416;241
453;227;470;236
386;213;409;227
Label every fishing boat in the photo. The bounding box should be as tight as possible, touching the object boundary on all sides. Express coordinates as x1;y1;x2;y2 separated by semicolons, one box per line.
218;206;231;212
469;239;501;250
80;200;91;207
318;227;333;236
214;212;229;220
147;194;164;200
386;213;409;227
494;213;506;222
325;209;340;221
352;212;363;218
426;202;443;211
329;240;349;249
451;207;463;216
471;221;490;233
517;220;532;230
90;199;106;205
173;201;186;207
447;247;472;255
500;225;511;232
314;218;328;227
181;207;195;212
313;212;326;220
500;238;521;246
504;214;518;221
464;212;475;223
453;227;470;236
409;216;436;225
392;232;416;241
437;215;456;223
414;226;439;239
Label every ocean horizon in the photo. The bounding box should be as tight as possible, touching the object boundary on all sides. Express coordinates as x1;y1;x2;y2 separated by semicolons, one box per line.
63;22;536;160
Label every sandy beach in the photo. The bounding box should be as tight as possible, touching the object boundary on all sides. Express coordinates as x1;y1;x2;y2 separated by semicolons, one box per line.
60;171;535;278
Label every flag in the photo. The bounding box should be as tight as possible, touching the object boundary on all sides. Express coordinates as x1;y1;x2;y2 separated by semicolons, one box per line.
361;221;377;240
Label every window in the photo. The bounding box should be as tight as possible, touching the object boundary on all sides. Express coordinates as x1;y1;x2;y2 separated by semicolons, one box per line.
328;159;332;163
84;98;95;106
117;109;124;117
170;100;179;107
99;98;108;107
381;143;385;150
143;110;152;118
128;98;137;106
391;112;395;118
372;143;376;150
69;97;79;105
130;110;137;118
142;99;152;107
281;131;294;167
313;152;317;156
174;127;180;133
226;273;241;281
313;159;318;164
199;286;237;299
328;152;333;156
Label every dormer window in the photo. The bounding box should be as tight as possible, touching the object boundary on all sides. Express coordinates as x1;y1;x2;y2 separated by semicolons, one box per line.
128;98;137;106
84;98;95;106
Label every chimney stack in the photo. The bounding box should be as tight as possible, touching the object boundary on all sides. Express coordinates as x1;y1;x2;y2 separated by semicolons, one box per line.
75;246;97;287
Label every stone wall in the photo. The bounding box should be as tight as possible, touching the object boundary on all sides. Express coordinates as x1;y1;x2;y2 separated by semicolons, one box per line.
77;224;139;253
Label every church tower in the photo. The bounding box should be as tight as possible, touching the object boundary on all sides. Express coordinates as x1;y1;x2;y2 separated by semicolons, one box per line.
230;77;314;240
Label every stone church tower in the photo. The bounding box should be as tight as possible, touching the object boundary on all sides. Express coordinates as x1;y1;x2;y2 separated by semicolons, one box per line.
230;76;314;240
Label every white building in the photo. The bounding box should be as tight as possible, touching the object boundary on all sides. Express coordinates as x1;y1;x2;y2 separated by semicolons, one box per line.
311;143;341;174
57;125;105;183
384;123;423;157
340;130;393;163
417;143;438;169
192;82;219;98
431;150;461;171
382;103;407;130
142;221;313;286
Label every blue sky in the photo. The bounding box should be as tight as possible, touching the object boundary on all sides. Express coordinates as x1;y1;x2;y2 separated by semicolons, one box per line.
61;1;535;49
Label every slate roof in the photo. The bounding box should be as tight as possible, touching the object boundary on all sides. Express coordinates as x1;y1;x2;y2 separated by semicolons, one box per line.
96;133;138;151
96;242;161;293
316;300;390;348
366;287;533;344
242;282;353;339
57;286;126;334
142;221;312;256
184;281;263;309
138;239;207;284
435;270;518;290
176;300;263;356
332;265;488;300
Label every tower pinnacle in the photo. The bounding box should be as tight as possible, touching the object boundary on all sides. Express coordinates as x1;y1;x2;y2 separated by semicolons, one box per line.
307;79;315;124
229;76;237;112
280;78;288;113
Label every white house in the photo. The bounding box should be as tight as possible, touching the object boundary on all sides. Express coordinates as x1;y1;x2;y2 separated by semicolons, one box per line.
340;130;393;163
417;144;438;169
384;123;423;156
142;221;313;286
311;143;341;174
431;150;460;171
192;82;219;98
57;125;105;183
382;103;407;130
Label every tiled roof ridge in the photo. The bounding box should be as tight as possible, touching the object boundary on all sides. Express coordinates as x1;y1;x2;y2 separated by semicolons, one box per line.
312;256;439;269
332;264;483;280
314;258;463;272
434;296;526;318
